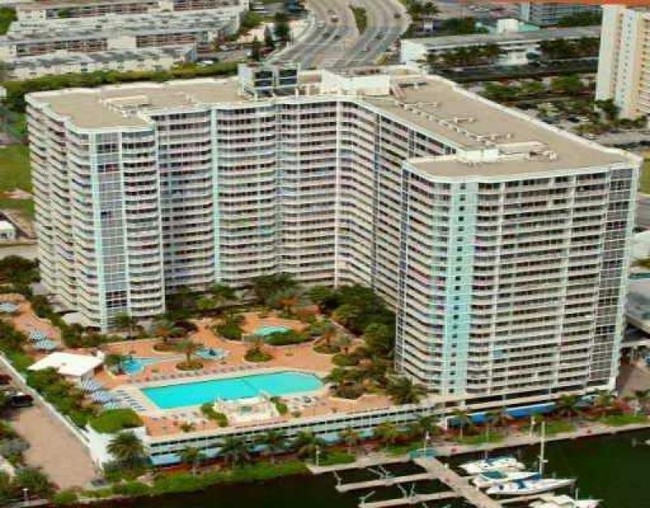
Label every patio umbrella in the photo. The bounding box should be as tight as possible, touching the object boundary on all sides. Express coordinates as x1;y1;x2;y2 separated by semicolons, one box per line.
91;391;114;403
102;401;120;410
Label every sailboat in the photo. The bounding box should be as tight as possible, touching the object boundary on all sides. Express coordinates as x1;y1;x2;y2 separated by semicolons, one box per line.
472;470;540;489
486;422;575;497
529;494;600;508
459;456;525;475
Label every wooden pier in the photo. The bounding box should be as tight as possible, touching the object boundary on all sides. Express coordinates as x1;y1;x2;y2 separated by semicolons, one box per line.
336;472;434;492
414;457;502;508
307;453;410;475
360;491;458;507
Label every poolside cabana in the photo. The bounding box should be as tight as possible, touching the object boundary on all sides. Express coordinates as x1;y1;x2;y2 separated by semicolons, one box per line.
28;352;103;381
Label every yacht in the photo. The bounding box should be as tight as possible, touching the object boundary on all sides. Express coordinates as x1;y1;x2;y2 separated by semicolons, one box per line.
472;470;540;489
459;456;525;475
530;494;600;508
486;477;575;496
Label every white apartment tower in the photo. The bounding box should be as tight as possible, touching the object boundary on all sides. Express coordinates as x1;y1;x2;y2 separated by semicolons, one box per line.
596;5;650;120
27;66;639;401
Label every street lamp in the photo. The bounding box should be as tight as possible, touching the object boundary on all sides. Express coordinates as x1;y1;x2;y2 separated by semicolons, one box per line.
315;445;321;467
22;488;28;503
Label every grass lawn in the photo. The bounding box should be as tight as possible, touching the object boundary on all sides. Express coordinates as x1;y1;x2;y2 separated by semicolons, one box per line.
0;144;33;218
640;159;650;194
0;144;31;193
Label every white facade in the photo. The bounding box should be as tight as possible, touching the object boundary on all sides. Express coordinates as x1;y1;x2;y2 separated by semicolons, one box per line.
27;66;639;403
519;2;601;27
6;46;196;80
596;6;650;120
400;26;600;68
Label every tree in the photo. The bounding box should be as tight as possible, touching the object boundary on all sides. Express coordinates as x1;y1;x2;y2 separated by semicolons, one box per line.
251;36;262;62
274;12;291;43
113;312;138;338
332;304;361;328
210;283;236;311
337;334;352;355
452;409;473;439
292;430;324;459
362;323;394;356
14;468;53;498
387;377;426;405
256;430;286;463
107;431;145;468
408;414;440;439
339;427;361;455
0;471;13;505
485;407;511;433
176;339;201;366
219;436;251;467
196;296;215;313
373;422;399;447
635;389;650;414
554;394;582;423
308;285;338;312
179;446;204;475
152;316;183;346
550;74;584;95
104;353;127;375
317;322;337;348
592;391;616;417
250;273;297;306
263;25;275;50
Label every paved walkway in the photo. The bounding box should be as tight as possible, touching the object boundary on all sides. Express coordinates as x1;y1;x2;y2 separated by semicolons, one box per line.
10;405;98;489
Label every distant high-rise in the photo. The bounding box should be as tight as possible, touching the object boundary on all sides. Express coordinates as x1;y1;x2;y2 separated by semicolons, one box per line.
596;6;650;120
519;2;600;26
28;65;638;400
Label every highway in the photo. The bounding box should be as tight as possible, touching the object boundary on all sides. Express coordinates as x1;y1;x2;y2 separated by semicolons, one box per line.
331;0;408;68
272;0;407;69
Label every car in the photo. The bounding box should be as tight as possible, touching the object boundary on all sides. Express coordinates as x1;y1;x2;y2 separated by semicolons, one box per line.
394;12;401;18
375;34;381;40
9;392;33;408
0;374;11;385
334;33;341;39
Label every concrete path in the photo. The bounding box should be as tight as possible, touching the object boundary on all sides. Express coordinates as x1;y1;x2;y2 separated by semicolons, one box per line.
10;405;98;489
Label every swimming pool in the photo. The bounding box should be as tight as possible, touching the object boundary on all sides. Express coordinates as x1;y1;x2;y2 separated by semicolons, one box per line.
122;357;160;376
255;325;290;336
141;371;323;409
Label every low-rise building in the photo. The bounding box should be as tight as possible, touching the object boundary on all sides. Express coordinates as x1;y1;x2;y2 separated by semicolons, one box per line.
400;25;600;68
15;0;249;21
0;220;16;241
6;46;196;80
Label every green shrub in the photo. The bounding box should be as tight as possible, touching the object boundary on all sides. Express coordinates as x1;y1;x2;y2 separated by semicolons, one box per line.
200;403;228;427
332;353;359;367
244;346;273;362
112;481;150;497
215;321;242;340
5;350;33;371
318;451;355;466
270;396;288;415
52;490;79;505
264;330;310;346
89;409;143;434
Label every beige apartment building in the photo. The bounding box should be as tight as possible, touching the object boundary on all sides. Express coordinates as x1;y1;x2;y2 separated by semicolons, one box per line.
596;5;650;120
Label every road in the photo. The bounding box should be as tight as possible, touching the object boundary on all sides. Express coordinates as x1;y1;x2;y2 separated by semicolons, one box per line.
331;0;408;68
273;0;407;69
273;0;357;69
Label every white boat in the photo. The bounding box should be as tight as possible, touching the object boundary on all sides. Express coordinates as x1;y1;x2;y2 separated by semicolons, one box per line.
530;494;600;508
459;456;525;475
472;470;540;489
486;477;575;496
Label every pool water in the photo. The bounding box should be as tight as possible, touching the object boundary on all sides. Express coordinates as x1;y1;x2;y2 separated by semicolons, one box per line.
122;357;161;376
255;325;290;336
142;371;323;409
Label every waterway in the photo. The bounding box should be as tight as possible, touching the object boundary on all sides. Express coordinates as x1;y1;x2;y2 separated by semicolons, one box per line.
102;429;650;508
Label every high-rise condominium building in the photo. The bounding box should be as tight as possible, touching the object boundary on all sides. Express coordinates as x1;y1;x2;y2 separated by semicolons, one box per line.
596;6;650;120
519;2;600;26
27;66;638;400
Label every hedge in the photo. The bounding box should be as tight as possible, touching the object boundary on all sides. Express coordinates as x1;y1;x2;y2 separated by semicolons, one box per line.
89;409;143;434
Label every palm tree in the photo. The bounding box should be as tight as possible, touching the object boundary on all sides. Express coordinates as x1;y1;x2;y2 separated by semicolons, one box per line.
339;427;361;455
218;436;251;467
179;446;204;475
332;304;360;328
104;353;127;375
452;409;473;440
485;407;512;433
196;296;215;314
293;430;324;459
176;339;201;366
634;389;650;414
386;377;427;405
374;422;400;448
592;391;616;417
107;432;145;468
337;335;352;355
153;316;183;346
211;283;236;312
408;414;440;439
317;322;337;348
554;394;582;423
113;312;138;339
14;468;54;498
256;430;286;463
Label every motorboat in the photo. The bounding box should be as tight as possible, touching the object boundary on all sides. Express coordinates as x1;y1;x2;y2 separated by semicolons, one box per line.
530;494;600;508
459;456;525;475
487;477;575;496
472;470;540;489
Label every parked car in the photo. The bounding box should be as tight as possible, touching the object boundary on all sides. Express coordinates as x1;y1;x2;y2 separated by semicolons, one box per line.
0;374;11;385
9;393;33;408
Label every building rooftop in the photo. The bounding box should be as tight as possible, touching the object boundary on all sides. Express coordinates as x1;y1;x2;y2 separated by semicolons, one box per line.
27;67;636;173
28;352;103;378
7;46;194;70
402;25;601;49
2;10;236;43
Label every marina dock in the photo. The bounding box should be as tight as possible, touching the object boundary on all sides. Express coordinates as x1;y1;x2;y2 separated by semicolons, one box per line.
307;453;410;475
336;473;434;492
360;491;458;507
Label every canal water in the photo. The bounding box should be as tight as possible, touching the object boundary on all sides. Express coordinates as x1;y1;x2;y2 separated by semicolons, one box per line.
103;429;650;508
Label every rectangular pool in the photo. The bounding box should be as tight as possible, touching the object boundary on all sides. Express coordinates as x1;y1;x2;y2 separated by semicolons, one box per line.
141;371;323;410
